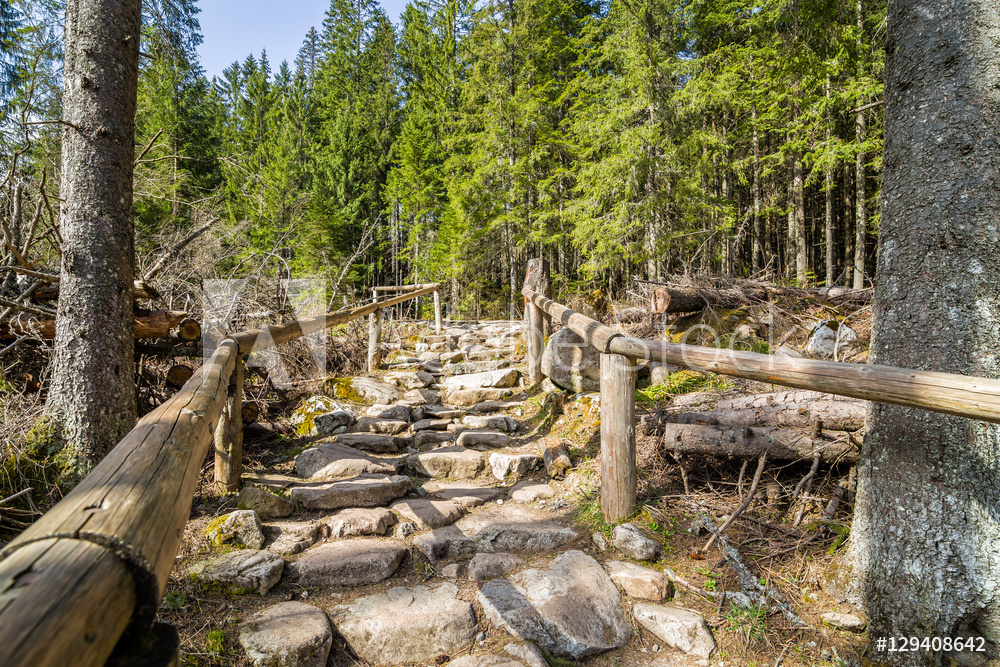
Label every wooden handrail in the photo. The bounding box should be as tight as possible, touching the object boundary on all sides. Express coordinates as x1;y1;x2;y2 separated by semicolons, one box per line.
0;284;442;667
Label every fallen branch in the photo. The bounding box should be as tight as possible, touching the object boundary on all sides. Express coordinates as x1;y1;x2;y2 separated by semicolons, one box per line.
142;216;220;282
703;452;767;552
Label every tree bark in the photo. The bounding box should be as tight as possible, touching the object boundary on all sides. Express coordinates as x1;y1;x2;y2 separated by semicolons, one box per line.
838;0;1000;660
853;0;867;289
46;0;141;473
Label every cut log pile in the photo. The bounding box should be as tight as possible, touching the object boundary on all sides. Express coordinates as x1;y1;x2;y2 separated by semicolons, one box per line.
644;281;871;314
643;390;866;465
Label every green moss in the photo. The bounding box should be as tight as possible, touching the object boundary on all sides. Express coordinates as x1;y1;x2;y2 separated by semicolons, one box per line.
290;394;342;436
323;377;364;404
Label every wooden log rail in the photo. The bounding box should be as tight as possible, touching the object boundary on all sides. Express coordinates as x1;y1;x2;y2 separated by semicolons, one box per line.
521;261;1000;523
0;284;440;667
366;284;443;367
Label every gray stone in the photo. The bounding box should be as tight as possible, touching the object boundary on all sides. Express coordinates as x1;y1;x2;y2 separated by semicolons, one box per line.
445;360;511;376
348;377;401;403
238;487;294;518
289;474;412;511
805;320;860;358
541;328;600;393
442;369;519;390
395;521;417;538
441;350;467;364
188;549;284;595
403;388;442;404
606;561;673;601
290;396;355;436
468;552;524;581
430;341;456;352
331;433;412;454
471;400;524;413
448;656;525;667
414;507;578;562
265;521;322;556
296;442;399;480
463;415;518;432
366;403;412;421
465;348;514;362
239;602;333;667
385;370;436;389
289;539;406;587
314;410;356;435
322;507;397;538
457;430;511;448
477;550;631;659
207;510;265;550
508;482;554;503
441;563;463;578
591;532;609;551
504;642;549;667
407;446;484;479
333;583;478;665
412;418;452;431
448;388;515;406
632;604;716;659
424;482;506;508
353;417;409;435
423;405;468;419
820;612;866;631
612;523;665;561
392;498;468;530
415;430;457;448
490;453;540;481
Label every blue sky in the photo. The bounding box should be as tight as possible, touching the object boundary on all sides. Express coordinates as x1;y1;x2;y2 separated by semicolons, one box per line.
196;0;409;80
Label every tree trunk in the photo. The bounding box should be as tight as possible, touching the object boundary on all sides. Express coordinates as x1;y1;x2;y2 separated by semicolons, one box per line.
853;0;867;289
46;0;141;473
792;153;807;284
837;0;1000;660
825;77;835;287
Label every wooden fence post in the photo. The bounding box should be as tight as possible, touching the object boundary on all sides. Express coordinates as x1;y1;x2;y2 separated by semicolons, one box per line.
523;258;550;386
214;356;244;493
433;290;443;333
600;352;637;522
368;306;383;372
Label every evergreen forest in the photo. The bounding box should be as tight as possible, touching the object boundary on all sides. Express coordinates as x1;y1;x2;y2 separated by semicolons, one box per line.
1;0;885;316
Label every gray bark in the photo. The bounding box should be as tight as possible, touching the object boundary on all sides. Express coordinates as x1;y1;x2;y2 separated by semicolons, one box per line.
853;0;867;289
47;0;141;472
840;0;1000;661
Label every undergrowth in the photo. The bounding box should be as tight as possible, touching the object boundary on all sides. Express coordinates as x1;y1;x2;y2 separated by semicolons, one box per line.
636;370;732;403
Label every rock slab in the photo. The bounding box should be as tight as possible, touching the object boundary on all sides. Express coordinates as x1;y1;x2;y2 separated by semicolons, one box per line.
477;550;632;659
414;507;578;562
322;507;397;538
265;521;322;556
295;442;397;479
207;510;266;550
289;539;406;587
237;487;294;518
407;446;484;479
468;552;524;581
612;523;665;561
632;604;716;659
490;453;540;480
188;549;284;595
333;583;478;665
606;561;673;601
289;474;412;511
239;602;333;667
392;498;468;530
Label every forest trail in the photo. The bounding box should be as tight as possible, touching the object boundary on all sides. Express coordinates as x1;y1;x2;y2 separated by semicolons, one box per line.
169;319;727;667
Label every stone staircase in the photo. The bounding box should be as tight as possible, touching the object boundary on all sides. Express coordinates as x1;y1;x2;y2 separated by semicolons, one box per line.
181;320;715;667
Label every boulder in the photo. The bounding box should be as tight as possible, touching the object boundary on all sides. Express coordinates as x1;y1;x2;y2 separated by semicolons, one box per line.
366;403;412;421
353;417;409;435
507;482;554;503
265;521;322;556
541;328;600;393
477;550;632;659
805;320;860;359
314;410;356;435
330;433;412;454
606;561;673;601
206;510;265;550
490;454;541;481
333;583;478;665
423;482;506;508
385;371;436;389
468;552;524;581
392;498;467;530
288;539;406;587
289;474;412;511
295;442;398;480
239;602;333;667
328;377;400;404
321;507;397;538
407;446;485;479
463;415;518;431
188;549;284;595
290;396;355;437
238;487;293;518
448;388;514;406
632;604;716;659
612;523;665;561
442;369;519;390
414;507;577;562
456;430;511;448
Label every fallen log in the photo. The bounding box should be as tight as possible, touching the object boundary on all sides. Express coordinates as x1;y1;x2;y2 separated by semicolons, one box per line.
166;364;193;388
540;439;572;479
169;317;201;342
0;310;190;340
648;284;871;314
241;401;260;425
716;390;862;411
650;423;858;464
668;400;866;432
33;280;160;302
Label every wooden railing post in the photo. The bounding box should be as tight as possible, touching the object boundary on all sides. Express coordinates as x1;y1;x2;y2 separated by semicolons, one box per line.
368;306;383;372
214;355;244;493
523;258;550;386
600;352;637;522
433;290;443;333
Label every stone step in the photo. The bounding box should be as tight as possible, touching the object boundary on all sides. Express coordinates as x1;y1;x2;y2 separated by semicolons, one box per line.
413;507;578;562
406;446;484;479
288;474;412;511
288;539;407;587
295;442;400;480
